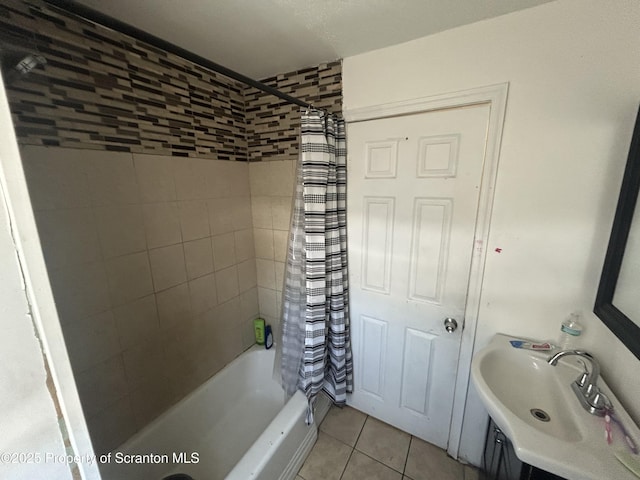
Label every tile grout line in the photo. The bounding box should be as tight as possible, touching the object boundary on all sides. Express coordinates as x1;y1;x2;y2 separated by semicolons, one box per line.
338;445;356;480
403;435;413;477
352;411;368;449
338;409;369;480
345;412;413;478
355;449;407;477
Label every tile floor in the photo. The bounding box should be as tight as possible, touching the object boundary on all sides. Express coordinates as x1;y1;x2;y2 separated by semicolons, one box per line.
296;405;480;480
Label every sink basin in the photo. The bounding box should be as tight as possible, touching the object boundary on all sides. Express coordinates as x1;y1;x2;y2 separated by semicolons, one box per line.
478;347;582;442
472;334;640;480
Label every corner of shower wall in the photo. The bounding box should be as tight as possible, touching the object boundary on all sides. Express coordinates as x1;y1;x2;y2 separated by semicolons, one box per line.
248;159;296;335
244;62;343;333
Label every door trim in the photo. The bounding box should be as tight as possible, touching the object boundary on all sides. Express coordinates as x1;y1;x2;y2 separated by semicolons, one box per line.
344;83;509;459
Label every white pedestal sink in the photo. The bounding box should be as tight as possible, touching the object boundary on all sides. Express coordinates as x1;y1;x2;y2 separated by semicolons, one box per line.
471;334;640;480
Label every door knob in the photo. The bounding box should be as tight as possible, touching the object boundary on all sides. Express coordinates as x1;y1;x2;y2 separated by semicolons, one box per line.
444;318;458;333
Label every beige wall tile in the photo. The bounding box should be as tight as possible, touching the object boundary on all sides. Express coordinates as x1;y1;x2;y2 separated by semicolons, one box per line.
95;204;147;259
272;196;293;230
184;237;214;280
257;287;277;318
64;310;120;373
196;329;227;378
85;396;136;456
232;196;253;231
213;323;244;365
212;296;241;328
249;160;295;197
212;232;237;271
129;374;174;430
21;146;91;210
133;153;176;203
249;164;295;320
189;158;219;199
35;207;101;270
234;228;255;262
203;160;226;199
75;355;128;418
237;259;257;293
122;337;164;389
178;200;210;241
207;160;250;198
254;228;274;259
239;288;259;322
241;317;256;350
207;197;235;235
87;151;140;206
256;258;276;289
105;252;154;306
49;261;111;323
248;161;272;197
216;265;239;304
269;160;296;197
173;158;208;200
167;356;211;401
162;315;199;373
273;229;288;262
113;294;159;350
227;163;251;198
142;202;182;249
275;261;285;292
188;273;217;315
251;196;273;229
156;283;192;330
149;244;187;292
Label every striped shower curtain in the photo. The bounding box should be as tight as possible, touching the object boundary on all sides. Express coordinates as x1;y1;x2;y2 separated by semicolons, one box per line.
278;109;353;421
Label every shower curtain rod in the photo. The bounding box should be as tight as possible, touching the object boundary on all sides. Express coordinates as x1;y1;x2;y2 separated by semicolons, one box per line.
42;0;317;111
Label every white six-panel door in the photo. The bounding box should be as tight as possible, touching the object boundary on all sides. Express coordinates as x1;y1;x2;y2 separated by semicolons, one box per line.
347;104;491;448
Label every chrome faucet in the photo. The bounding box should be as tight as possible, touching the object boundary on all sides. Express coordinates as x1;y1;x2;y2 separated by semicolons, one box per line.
547;350;611;416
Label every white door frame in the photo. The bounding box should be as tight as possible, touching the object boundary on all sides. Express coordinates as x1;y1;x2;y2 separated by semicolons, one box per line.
0;80;100;478
344;83;509;458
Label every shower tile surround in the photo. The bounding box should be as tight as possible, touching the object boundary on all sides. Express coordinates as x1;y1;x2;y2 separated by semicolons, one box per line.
22;146;260;454
2;0;342;456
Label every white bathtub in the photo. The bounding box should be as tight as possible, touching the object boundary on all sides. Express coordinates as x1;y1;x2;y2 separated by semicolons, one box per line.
100;346;330;480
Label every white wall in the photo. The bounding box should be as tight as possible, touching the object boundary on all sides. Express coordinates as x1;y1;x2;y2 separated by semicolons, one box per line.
0;184;72;480
0;78;76;479
343;0;640;465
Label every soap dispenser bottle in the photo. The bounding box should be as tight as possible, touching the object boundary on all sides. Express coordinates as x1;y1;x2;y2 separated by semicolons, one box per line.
559;311;583;350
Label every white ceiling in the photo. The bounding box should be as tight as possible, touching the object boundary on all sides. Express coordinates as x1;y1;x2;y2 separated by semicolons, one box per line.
75;0;554;80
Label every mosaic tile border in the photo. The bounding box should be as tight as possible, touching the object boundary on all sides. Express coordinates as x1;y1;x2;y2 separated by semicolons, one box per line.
1;0;342;162
245;61;342;162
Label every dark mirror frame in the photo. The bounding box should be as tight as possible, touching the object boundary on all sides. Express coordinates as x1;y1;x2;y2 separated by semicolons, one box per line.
594;105;640;360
